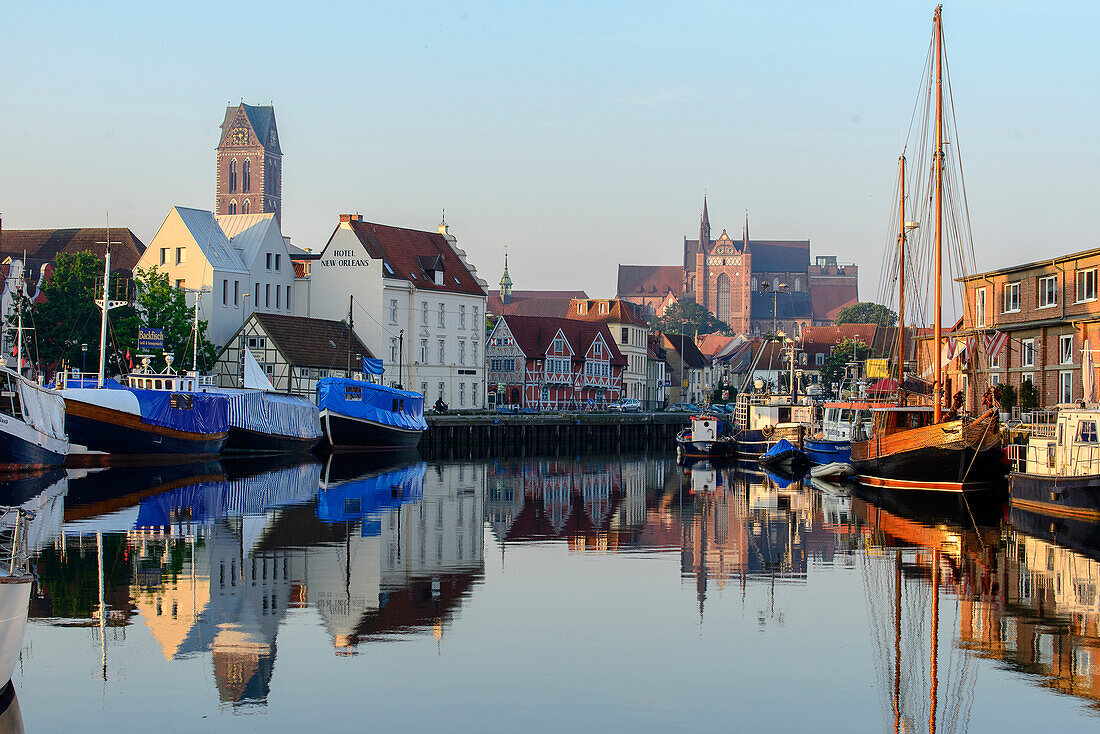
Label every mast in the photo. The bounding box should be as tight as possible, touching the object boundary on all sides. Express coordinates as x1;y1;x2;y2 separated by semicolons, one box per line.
347;294;354;375
14;253;24;376
896;156;906;390
929;547;940;734
97;231;112;388
192;295;200;372
932;5;945;422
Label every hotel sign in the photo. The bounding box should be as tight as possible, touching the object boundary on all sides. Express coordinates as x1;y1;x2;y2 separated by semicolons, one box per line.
318;249;370;268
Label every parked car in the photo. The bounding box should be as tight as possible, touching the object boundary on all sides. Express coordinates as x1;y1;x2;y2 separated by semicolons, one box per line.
609;398;642;413
668;402;700;413
709;403;733;415
494;404;520;414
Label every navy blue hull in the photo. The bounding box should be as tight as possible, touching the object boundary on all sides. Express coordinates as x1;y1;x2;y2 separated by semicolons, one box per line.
225;426;321;454
0;427;65;471
1009;472;1100;522
1009;504;1100;561
323;412;423;451
66;412;227;458
804;438;851;465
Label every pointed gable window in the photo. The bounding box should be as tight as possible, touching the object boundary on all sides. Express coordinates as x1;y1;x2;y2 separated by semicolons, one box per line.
229;160;238;193
242;199;251;215
229;200;237;215
243;159;251;193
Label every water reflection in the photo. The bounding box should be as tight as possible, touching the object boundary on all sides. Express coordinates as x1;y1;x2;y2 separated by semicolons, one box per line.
6;454;1100;728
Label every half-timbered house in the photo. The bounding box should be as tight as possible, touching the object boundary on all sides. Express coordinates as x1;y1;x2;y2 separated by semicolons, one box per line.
486;315;626;410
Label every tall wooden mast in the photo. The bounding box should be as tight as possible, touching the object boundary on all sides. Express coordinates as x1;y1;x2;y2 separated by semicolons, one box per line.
896;155;906;390
932;5;945;422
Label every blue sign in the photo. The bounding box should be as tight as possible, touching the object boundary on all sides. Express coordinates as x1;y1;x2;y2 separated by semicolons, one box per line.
138;327;164;350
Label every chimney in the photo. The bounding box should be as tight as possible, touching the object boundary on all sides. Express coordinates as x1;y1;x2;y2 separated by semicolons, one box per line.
339;214;362;224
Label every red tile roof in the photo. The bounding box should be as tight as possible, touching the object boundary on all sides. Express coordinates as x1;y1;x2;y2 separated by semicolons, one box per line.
487;290;587;318
566;298;648;327
339;217;485;297
616;265;684;298
251;312;374;368
1;227;146;274
695;333;733;359
499;315;627;366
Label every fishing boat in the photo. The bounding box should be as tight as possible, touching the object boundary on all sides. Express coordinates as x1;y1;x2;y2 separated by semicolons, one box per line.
1006;407;1100;522
758;438;809;476
805;401;877;465
850;6;1003;492
675;414;735;462
316;377;426;451
0;507;36;689
730;337;814;461
53;244;229;460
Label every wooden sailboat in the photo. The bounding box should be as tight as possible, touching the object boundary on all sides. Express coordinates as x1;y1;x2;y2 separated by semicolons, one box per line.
850;6;1003;492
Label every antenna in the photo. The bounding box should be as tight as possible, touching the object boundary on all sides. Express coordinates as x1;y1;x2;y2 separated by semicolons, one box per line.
94;214;127;387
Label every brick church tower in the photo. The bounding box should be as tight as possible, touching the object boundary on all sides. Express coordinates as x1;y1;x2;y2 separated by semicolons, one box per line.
216;103;282;224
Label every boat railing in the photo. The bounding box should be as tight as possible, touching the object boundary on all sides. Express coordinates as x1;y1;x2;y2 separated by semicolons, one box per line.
0;507;35;577
1007;441;1100;475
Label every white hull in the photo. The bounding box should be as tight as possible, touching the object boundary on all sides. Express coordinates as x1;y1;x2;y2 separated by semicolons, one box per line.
0;580;31;687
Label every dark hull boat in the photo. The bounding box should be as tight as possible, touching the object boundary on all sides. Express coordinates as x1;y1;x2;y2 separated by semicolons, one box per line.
57;378;229;461
222;390;322;454
851;411;1004;492
675;416;734;461
804;438;851;466
0;365;68;471
316;378;426;451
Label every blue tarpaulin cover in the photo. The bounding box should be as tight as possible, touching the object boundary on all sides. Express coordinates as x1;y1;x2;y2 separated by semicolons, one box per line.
226;391;322;439
316;378;427;431
362;358;385;376
316;463;426;534
59;377;229;434
762;438;800;460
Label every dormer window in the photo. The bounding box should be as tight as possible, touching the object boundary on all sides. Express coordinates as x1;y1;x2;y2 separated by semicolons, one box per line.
578;303;588;314
417;255;445;287
435;271;443;285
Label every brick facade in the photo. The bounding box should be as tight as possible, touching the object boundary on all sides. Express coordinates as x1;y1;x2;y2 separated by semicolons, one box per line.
215;104;282;224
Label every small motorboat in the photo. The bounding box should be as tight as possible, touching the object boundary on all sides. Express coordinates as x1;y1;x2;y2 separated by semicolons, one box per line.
675;415;735;461
810;462;854;480
758;438;809;475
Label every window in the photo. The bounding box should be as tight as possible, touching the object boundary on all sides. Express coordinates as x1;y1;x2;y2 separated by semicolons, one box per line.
438;382;445;400
421;302;428;325
1039;275;1058;308
390;338;397;362
1061;334;1074;364
1060;371;1074;404
1022;338;1035;367
255;282;260;301
975;288;987;327
577;302;587;314
275;285;281;309
265;283;271;307
459;382;465;408
1078;269;1098;303
390;299;398;324
990;349;1001;369
175;247;185;265
439;303;445;327
459;340;466;365
472;341;478;366
459;305;466;328
815;353;825;366
229;160;237;193
621;327;629;345
420;340;428;363
1003;282;1021;313
266;253;272;270
175;279;185;289
473;382;479;408
160;248;169;265
222;279;228;305
990;372;1001;386
242;199;250;215
286;286;291;311
594;342;601;357
275;254;281;271
1077;421;1098;443
234;281;240;306
421;382;428;396
229;200;237;215
438;339;445;364
243;159;251;192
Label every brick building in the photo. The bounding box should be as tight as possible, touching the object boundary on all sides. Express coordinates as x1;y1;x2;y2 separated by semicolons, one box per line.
937;248;1100;412
616;198;858;336
216;103;282;224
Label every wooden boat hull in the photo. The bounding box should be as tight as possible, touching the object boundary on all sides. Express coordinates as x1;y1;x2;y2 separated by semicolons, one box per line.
850;414;1005;491
224;426;321;454
1009;472;1100;523
321;410;424;451
65;399;227;458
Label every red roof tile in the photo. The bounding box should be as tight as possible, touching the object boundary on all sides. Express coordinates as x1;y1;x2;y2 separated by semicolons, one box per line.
1;227;146;274
566;298;648;327
499;315;627;366
616;265;684;297
487;290;587;318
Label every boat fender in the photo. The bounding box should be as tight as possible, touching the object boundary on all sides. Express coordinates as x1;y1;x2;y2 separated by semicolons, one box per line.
762;425;774;439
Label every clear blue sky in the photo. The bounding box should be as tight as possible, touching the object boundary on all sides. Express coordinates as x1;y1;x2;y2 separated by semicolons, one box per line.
2;1;1097;302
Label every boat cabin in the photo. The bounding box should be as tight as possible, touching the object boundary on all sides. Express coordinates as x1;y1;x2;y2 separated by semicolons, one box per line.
0;367;27;423
1014;408;1100;477
734;393;814;432
821;401;879;442
125;373;216;392
868;406;936;438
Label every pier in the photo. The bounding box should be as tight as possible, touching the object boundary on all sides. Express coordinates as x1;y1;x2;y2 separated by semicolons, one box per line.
419;412;688;458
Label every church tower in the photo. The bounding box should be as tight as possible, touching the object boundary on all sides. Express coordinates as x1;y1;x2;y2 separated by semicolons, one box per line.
499;251;513;305
216;103;283;224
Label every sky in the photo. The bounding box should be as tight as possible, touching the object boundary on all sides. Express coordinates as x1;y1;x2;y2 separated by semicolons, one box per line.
2;1;1098;304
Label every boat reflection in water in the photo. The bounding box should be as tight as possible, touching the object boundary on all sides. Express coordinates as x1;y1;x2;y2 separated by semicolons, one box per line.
29;456;486;708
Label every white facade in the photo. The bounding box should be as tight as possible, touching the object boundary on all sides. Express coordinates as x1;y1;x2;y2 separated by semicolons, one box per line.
136;208;298;349
305;217;489;408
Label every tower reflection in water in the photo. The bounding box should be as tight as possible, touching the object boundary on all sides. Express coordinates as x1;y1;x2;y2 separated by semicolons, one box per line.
27;456;485;708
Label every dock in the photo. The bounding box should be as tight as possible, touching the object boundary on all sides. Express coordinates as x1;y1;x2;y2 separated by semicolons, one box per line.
419;412;688;458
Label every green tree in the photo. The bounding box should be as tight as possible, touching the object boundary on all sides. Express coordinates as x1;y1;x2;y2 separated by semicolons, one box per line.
997;383;1017;414
654;300;733;337
12;251;137;376
123;267;217;372
821;338;872;396
1018;379;1039;413
833;302;899;327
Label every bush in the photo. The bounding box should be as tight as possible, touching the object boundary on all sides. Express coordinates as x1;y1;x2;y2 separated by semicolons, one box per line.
997;383;1017;413
1018;379;1039;412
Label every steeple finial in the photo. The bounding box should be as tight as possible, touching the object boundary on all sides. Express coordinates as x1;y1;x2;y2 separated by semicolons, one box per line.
700;195;711;249
743;209;750;251
499;247;513;304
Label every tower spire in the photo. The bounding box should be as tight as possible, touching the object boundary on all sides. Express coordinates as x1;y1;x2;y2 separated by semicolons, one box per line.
700;195;711;249
499;247;513;305
743;209;750;251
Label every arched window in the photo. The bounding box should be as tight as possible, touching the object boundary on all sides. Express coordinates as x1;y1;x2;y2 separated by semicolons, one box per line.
243;159;251;192
228;160;237;193
689;275;696;292
773;277;780;290
228;199;237;215
794;277;802;292
716;273;731;322
751;277;758;291
242;199;251;214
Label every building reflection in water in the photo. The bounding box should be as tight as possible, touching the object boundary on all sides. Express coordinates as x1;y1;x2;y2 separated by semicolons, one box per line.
25;456;485;708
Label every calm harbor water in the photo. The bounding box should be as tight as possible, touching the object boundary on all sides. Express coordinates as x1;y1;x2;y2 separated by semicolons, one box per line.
3;453;1099;732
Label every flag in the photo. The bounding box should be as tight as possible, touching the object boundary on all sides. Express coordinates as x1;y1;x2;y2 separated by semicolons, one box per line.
126;348;133;370
983;330;1008;361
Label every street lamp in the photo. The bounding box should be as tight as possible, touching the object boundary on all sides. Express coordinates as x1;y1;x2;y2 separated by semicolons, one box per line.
760;281;790;341
81;343;88;374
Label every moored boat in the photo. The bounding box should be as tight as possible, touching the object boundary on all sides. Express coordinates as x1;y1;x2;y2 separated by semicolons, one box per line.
0;507;36;689
317;377;426;451
0;363;68;472
1006;408;1100;522
675;414;735;461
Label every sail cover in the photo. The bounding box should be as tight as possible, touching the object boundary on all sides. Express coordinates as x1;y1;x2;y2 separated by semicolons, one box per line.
225;390;322;439
243;348;276;391
362;358;384;376
316;378;427;431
